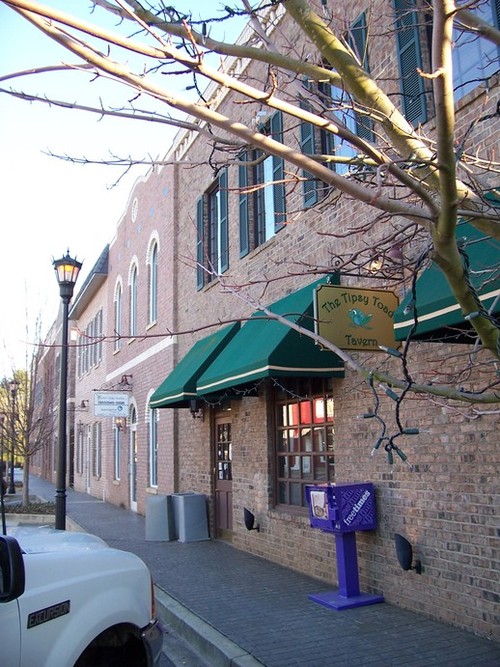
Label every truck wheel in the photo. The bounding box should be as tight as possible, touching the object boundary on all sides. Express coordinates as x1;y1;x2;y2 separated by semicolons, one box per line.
74;625;147;667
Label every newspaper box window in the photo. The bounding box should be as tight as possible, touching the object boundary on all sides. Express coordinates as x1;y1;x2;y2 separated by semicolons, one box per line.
305;482;384;610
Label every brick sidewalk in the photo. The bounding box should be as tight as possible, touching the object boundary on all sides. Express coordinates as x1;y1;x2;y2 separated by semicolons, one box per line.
28;476;500;667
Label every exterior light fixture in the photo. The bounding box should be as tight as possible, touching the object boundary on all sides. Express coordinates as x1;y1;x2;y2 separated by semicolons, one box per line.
114;416;127;432
395;533;422;574
189;399;204;420
53;250;82;530
244;507;260;532
368;256;383;273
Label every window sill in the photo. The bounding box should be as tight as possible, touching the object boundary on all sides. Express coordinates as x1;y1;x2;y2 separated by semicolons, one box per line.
246;234;276;260
269;506;309;523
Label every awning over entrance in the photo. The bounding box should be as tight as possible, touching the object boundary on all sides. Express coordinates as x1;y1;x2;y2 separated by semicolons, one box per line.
197;278;344;397
394;224;500;341
150;323;240;408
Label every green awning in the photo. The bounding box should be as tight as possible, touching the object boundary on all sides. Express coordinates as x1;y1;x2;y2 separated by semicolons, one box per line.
394;224;500;341
197;278;344;396
150;323;240;408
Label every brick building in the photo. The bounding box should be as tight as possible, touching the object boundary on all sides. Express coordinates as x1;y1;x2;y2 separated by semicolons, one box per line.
35;0;499;640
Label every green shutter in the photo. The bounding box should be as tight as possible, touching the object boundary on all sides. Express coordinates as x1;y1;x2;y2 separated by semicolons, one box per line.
219;168;229;273
300;83;319;207
350;12;375;141
394;0;428;126
270;111;286;232
239;153;250;257
349;12;370;71
196;196;204;290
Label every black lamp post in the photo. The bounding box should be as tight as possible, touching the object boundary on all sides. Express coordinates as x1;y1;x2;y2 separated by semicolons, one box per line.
0;413;6;534
0;413;5;486
53;250;82;530
8;379;19;495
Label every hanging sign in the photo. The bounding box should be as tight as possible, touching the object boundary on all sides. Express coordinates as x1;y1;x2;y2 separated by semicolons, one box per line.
93;391;130;417
314;285;399;351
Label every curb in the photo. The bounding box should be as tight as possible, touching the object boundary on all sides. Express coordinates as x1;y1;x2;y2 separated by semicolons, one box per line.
5;514;84;532
154;586;265;667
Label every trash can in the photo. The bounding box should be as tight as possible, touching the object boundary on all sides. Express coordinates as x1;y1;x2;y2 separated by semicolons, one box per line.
172;492;210;543
145;494;175;541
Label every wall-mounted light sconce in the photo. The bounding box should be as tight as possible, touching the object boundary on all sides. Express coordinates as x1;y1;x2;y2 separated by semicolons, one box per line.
395;533;422;574
119;374;133;389
189;399;205;421
244;507;260;532
114;416;127;432
387;243;407;294
368;256;383;273
387;243;404;265
80;400;89;410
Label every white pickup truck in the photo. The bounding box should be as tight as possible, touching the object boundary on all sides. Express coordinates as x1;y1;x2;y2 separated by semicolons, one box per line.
0;528;163;667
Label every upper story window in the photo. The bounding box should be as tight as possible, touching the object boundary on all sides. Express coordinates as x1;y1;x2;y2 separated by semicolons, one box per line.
394;0;500;124
148;240;158;325
114;281;122;352
196;168;229;290
394;0;429;126
77;308;103;377
239;111;286;257
129;262;138;337
300;13;373;204
330;13;374;176
275;378;335;510
452;0;500;100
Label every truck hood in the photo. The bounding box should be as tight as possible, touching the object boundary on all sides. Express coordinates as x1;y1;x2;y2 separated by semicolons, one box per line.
9;526;109;554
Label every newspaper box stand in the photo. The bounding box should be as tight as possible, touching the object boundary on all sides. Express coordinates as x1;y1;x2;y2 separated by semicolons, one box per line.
306;482;384;610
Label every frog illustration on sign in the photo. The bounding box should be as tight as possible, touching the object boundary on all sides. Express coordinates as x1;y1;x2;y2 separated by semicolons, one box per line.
348;308;373;328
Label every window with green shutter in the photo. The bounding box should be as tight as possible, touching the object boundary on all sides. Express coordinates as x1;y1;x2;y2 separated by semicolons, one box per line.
394;0;428;126
196;196;205;290
452;0;500;99
239;153;250;257
300;84;319;207
239;111;287;252
197;168;229;290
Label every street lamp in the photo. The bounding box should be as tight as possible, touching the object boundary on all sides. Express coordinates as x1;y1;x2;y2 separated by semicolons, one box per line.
8;380;19;495
53;250;82;530
0;413;6;534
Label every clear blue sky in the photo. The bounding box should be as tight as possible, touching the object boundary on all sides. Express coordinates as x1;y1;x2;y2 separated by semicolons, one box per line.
0;0;243;377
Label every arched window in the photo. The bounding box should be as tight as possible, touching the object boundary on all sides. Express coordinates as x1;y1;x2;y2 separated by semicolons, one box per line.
114;282;122;352
148;241;158;324
129;263;138;337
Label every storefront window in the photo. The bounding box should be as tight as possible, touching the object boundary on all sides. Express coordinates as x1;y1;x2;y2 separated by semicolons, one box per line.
275;378;335;509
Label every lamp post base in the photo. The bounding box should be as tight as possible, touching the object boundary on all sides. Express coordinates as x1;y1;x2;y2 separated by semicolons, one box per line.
308;590;384;610
55;490;66;531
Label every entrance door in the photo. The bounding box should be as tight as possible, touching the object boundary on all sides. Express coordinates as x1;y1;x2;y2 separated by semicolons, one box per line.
129;407;137;512
214;417;232;537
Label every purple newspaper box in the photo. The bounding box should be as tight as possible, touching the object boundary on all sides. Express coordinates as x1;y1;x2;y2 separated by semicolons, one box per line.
306;482;383;610
306;482;377;533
